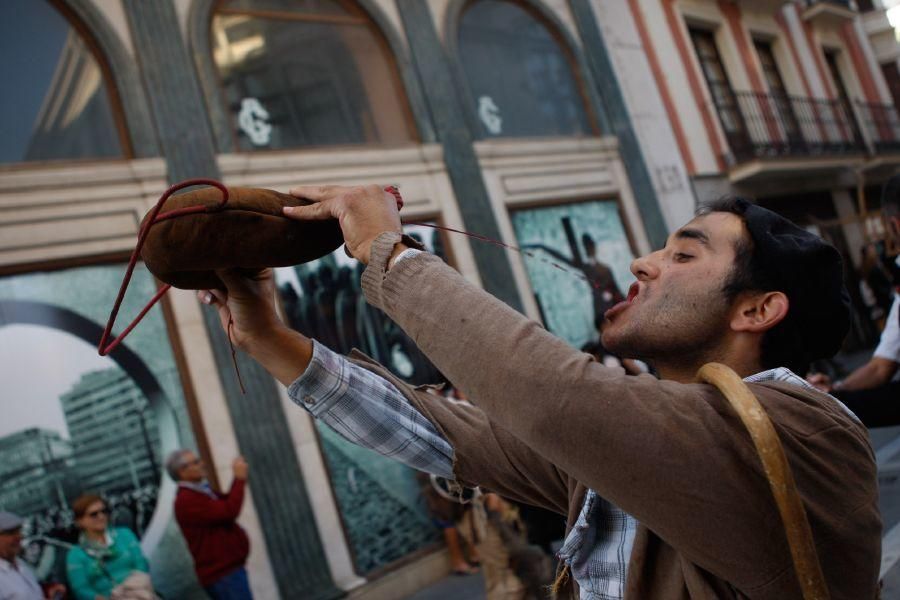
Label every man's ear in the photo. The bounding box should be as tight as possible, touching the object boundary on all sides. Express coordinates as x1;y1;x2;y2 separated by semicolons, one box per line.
730;291;789;333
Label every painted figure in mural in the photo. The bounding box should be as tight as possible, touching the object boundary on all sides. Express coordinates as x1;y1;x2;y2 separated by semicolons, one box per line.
278;238;444;385
525;229;625;322
199;185;880;598
65;494;153;600
579;233;626;319
167;450;253;600
0;511;66;600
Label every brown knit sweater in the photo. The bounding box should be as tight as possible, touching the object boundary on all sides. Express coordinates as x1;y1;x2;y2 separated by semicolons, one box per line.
356;232;881;599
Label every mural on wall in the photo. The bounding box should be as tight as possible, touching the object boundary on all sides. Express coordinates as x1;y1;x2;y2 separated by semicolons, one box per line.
0;264;205;598
274;224;444;574
511;200;635;351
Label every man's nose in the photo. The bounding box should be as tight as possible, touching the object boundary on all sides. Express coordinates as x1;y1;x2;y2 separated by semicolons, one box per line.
631;251;661;280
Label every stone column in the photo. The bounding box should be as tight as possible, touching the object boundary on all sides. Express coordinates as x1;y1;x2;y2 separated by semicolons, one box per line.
396;0;525;312
120;2;342;597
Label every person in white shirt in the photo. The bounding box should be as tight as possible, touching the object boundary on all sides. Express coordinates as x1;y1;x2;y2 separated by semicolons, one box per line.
809;294;899;392
0;512;65;600
808;174;900;426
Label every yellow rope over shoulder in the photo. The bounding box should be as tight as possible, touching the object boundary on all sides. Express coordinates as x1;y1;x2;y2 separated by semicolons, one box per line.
698;363;828;600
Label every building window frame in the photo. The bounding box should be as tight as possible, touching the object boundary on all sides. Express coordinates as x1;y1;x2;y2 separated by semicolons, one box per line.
823;47;864;144
193;0;429;154
444;0;603;140
2;0;134;166
752;37;805;152
505;194;639;347
687;25;753;161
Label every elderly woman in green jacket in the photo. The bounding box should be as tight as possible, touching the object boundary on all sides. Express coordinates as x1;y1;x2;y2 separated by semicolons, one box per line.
65;493;153;600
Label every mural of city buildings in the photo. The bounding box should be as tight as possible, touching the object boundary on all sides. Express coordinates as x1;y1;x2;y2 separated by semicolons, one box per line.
59;367;161;497
0;263;204;597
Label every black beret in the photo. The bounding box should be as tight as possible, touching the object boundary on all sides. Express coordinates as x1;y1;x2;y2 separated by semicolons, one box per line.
732;198;851;363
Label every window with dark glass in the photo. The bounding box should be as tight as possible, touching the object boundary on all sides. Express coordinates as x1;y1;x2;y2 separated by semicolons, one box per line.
881;63;900;114
753;40;802;148
824;50;853;105
0;0;126;164
689;28;750;155
823;49;863;143
211;0;416;150
457;0;594;138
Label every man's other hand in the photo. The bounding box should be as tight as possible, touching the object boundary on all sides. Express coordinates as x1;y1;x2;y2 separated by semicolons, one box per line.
199;267;315;387
233;456;248;480
285;185;401;265
806;373;833;393
197;268;284;350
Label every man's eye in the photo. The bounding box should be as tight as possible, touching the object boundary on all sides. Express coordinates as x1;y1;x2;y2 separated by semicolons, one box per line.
674;253;693;262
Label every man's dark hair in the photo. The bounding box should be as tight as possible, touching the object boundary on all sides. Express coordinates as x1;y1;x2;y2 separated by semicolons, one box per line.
698;197;808;374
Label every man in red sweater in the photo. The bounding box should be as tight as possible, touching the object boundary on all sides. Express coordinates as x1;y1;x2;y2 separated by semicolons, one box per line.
168;450;252;599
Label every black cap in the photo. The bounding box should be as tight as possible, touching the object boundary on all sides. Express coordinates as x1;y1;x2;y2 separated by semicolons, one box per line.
732;198;851;365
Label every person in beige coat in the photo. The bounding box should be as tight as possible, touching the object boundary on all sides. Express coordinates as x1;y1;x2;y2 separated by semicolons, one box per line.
198;185;880;599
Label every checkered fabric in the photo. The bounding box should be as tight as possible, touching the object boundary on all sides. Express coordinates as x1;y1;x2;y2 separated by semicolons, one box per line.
289;342;840;599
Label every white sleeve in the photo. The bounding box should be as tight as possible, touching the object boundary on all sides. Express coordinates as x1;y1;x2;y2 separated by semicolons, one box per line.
874;295;900;363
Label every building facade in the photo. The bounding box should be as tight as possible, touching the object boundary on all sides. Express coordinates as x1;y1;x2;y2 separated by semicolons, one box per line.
0;428;74;516
859;0;900;109
60;367;162;494
622;0;900;349
0;0;895;598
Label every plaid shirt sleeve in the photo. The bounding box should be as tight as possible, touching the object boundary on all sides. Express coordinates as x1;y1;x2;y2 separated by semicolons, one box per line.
287;340;455;479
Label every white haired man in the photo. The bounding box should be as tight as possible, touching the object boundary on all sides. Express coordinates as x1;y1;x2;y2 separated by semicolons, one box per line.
166;450;252;599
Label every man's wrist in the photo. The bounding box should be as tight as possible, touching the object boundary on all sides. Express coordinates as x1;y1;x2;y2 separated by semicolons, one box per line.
244;325;314;386
243;321;292;353
356;225;403;265
368;232;427;271
387;244;410;270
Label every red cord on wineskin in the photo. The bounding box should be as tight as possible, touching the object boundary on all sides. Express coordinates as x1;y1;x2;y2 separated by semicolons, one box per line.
97;182;405;394
98;178;228;357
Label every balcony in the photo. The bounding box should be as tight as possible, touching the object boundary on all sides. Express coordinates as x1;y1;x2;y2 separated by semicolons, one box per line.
735;0;790;11
801;0;857;25
713;88;867;184
726;90;863;160
712;88;900;185
856;102;900;154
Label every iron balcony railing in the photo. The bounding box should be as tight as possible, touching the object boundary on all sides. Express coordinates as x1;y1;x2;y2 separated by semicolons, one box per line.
856;102;900;153
802;0;855;9
718;89;865;163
